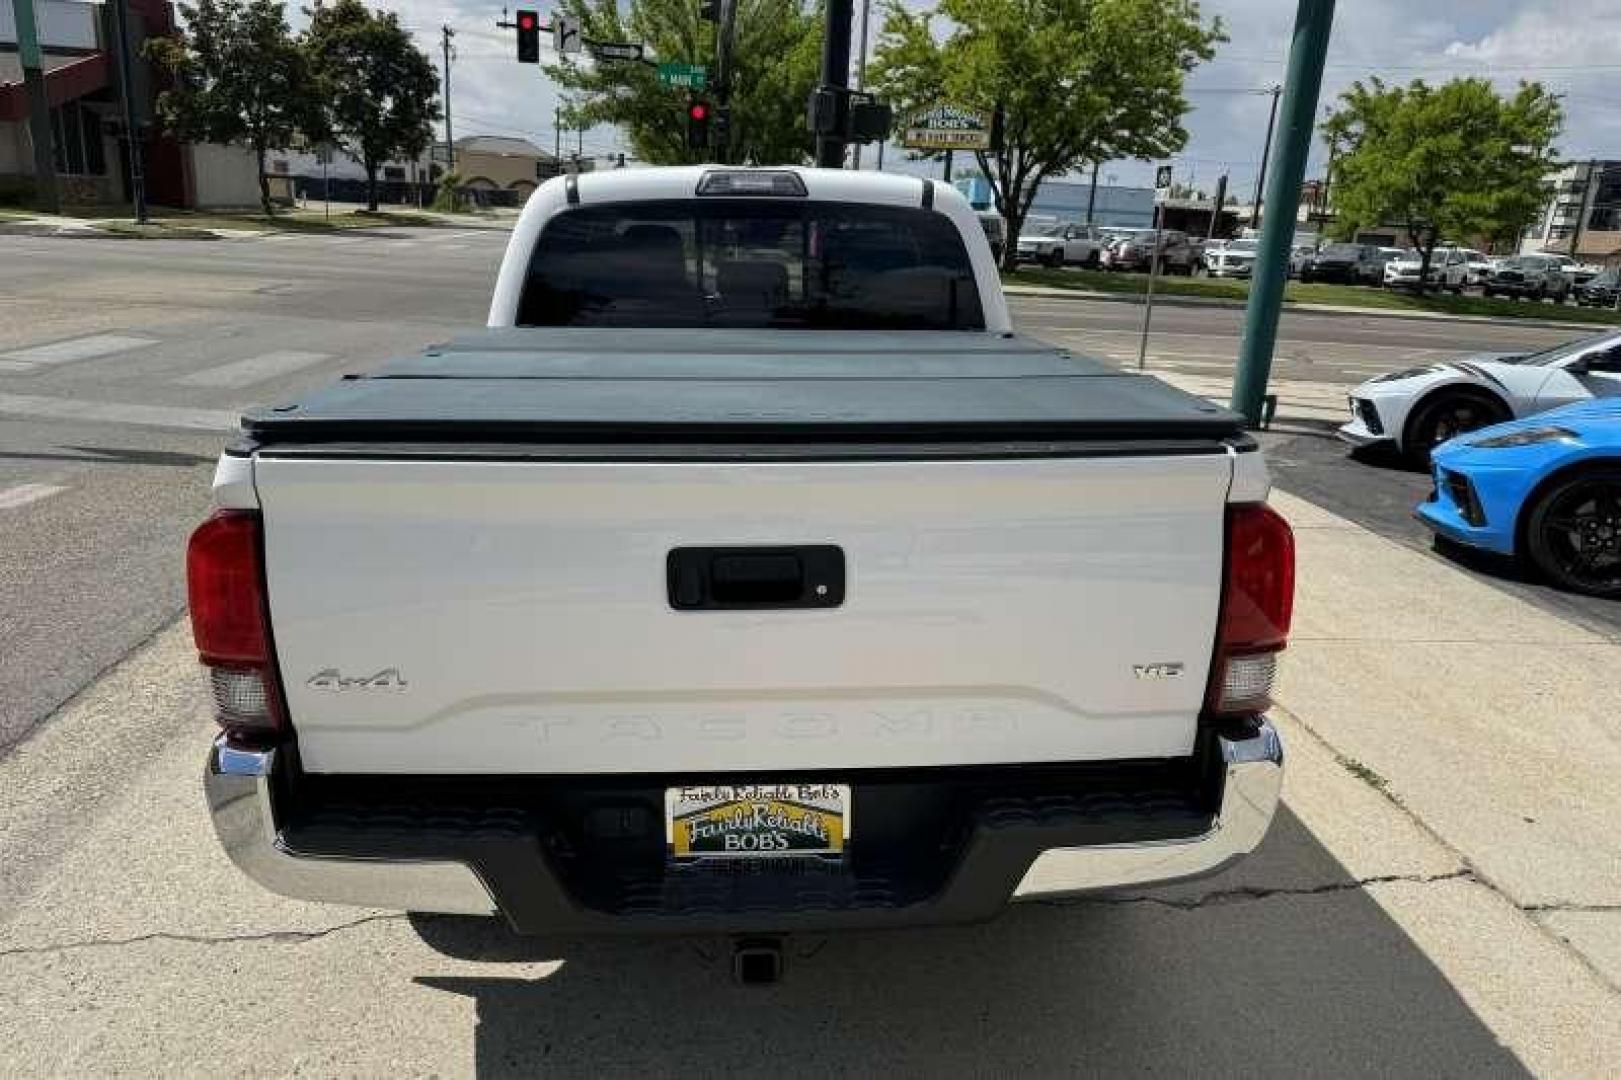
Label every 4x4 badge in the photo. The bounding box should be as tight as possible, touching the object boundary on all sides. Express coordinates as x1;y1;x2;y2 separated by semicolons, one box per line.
1132;663;1185;680
306;668;408;691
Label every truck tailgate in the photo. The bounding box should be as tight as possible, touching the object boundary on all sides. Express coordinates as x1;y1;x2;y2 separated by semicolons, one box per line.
257;452;1233;774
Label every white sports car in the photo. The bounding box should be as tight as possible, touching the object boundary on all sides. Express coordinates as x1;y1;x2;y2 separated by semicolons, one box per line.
1340;329;1621;463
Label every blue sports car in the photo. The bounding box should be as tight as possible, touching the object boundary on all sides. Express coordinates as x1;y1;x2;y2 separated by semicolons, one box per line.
1418;398;1621;598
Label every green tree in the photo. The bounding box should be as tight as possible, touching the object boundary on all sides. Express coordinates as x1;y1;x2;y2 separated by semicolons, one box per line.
870;0;1224;268
145;0;320;215
1323;78;1562;293
304;0;440;211
547;0;823;165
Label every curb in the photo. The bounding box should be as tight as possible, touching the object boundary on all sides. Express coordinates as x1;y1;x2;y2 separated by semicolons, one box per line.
1003;283;1612;333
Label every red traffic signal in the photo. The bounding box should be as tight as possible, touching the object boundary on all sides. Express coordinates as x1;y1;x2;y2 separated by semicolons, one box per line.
515;9;540;63
686;99;711;150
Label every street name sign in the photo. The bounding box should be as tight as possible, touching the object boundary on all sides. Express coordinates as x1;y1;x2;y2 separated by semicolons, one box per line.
656;62;708;90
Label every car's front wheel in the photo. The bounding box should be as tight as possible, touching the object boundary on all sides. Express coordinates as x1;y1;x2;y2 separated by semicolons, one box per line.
1404;390;1509;465
1044;248;1065;269
1525;471;1621;598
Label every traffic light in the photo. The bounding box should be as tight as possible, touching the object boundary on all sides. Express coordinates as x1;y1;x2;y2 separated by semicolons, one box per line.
711;106;731;149
686;98;711;150
515;9;540;64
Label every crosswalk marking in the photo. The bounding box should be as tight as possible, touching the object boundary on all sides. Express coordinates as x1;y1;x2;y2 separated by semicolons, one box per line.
0;334;158;367
0;392;238;431
0;483;67;511
179;350;333;389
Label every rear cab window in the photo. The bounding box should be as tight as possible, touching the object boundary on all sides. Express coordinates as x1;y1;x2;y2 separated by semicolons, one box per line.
518;199;985;330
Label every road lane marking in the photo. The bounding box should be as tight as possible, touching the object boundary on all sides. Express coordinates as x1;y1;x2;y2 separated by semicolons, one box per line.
0;334;158;367
179;350;333;389
0;392;238;431
0;483;68;511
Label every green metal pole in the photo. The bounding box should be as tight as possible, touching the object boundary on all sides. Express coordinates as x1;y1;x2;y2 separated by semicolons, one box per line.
1231;0;1336;425
11;0;60;212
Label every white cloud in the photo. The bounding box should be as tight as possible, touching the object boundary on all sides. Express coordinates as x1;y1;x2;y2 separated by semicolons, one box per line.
1444;0;1621;66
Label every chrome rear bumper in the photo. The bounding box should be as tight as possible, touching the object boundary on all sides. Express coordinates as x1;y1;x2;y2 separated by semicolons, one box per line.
1012;718;1282;898
205;719;1283;922
206;741;496;915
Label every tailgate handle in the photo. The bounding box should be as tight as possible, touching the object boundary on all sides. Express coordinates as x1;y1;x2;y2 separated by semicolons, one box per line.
667;546;844;611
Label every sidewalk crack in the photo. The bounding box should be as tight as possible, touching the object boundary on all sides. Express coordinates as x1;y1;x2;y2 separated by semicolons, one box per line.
0;912;407;960
1525;902;1621;915
1034;870;1475;912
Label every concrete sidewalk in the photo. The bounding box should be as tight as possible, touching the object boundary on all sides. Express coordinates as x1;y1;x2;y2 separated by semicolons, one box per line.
0;490;1616;1075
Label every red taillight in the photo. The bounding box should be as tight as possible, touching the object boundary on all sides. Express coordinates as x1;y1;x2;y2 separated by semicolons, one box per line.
188;511;266;664
187;510;283;734
1207;503;1295;718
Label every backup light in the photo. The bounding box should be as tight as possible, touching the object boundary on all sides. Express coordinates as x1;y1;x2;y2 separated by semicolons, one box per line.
1206;503;1295;718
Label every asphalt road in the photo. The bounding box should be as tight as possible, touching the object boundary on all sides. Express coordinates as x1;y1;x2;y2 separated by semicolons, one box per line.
0;227;508;751
0;231;1614;756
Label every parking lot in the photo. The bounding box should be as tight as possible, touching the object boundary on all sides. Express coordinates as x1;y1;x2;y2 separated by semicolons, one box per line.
1;231;1617;1075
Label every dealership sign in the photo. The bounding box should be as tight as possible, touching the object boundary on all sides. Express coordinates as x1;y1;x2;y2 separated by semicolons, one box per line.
901;106;993;151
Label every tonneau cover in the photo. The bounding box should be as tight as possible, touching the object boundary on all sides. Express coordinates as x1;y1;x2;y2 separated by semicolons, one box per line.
241;329;1243;444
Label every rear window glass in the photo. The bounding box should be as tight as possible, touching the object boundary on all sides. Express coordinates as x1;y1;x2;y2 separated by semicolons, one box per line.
518;199;984;330
1322;243;1362;258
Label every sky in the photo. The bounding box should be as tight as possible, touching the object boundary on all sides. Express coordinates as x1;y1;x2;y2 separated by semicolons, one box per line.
369;0;1621;190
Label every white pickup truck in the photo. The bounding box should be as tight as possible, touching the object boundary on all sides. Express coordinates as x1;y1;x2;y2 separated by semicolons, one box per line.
194;167;1289;969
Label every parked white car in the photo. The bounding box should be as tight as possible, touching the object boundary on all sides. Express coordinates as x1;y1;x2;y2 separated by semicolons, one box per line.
1016;221;1104;267
1384;247;1471;292
1545;254;1602;288
1340;328;1621;462
1206;238;1260;278
1288;243;1316;278
1463;251;1494;286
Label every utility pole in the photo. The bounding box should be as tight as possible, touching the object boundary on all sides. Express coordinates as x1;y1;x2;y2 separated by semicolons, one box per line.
111;0;146;222
942;149;953;182
714;0;739;163
554;105;562;164
1207;174;1228;240
11;0;60;212
1085;161;1100;225
815;0;854;167
441;26;456;171
1250;84;1281;228
850;0;872;168
1232;1;1337;425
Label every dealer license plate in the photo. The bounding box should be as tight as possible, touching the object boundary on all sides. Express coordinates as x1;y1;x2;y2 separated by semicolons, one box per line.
665;783;850;860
